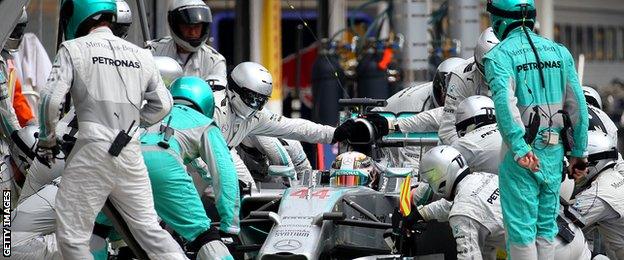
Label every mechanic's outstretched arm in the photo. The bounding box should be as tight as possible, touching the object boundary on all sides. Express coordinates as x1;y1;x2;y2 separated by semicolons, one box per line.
139;57;172;127
393;107;443;133
200;125;241;235
38;46;73;148
254;110;336;143
418;199;452;222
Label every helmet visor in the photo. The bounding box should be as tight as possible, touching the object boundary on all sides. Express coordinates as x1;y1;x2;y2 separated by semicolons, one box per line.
330;172;368;187
230;82;269;110
171;6;212;24
9;23;27;40
432;71;448;106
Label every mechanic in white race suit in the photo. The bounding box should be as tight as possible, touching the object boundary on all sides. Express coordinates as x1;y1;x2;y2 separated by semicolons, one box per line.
407;95;502;221
413;146;592;260
149;0;312;184
438;27;500;144
369;57;464;168
17;0;136;205
571;131;624;259
36;1;186;258
147;0;227;89
213;62;336;188
451;95;502;174
10;177;111;260
582;85;624;171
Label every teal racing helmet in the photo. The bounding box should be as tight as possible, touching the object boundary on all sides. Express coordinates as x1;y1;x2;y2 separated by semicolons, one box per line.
487;0;536;40
60;0;117;40
170;76;215;118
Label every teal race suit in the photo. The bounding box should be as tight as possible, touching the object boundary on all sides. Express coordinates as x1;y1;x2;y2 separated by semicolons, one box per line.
98;105;240;243
483;27;588;247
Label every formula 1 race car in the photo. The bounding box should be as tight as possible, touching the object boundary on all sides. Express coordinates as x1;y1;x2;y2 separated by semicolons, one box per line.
226;98;457;260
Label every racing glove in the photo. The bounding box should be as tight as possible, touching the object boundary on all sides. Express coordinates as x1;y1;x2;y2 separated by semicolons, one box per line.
363;113;390;138
35;137;60;167
332;119;356;143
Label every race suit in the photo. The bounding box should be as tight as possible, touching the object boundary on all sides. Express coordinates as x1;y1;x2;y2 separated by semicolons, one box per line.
147;36;227;89
416;172;591;260
147;38;302;187
10;178;109;260
212;90;335;188
448;172;506;259
38;27;186;259
137;105;240;238
450;123;503;174
484;27;588;254
438;57;491;145
373;83;440;169
572;165;624;260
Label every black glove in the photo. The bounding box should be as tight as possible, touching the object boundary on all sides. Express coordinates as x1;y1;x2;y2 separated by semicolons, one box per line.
364;113;390;138
35;143;60;168
404;208;424;228
332;119;356;143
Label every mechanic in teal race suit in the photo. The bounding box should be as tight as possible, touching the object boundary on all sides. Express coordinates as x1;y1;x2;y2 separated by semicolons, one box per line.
96;76;239;260
483;0;588;258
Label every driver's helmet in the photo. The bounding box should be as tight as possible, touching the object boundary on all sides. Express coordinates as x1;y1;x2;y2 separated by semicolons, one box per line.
330;151;376;187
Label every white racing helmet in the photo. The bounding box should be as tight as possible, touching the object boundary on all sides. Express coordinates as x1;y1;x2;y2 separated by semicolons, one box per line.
9;125;39;174
431;57;465;107
474;27;500;75
112;0;132;38
585;130;619;182
5;7;28;51
419;145;470;200
330;151;376;187
153;56;183;87
228;62;273;119
455;95;497;137
168;0;212;52
583;86;602;109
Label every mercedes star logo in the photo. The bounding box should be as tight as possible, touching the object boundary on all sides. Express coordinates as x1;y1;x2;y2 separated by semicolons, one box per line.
273;239;302;250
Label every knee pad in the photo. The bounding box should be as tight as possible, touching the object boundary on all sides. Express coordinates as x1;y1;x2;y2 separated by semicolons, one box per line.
187;227;220;252
92;222;113;239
